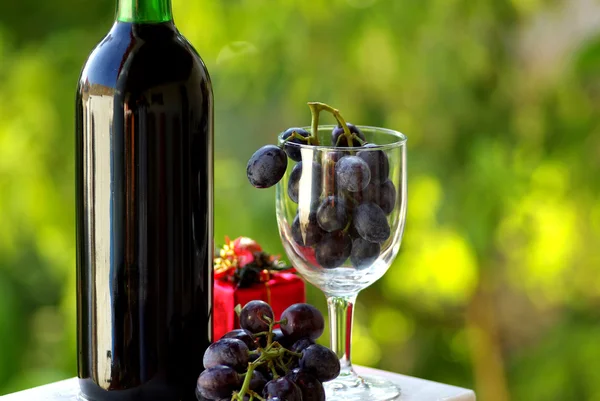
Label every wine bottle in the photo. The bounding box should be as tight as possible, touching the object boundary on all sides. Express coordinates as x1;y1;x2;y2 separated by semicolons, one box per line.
75;0;213;399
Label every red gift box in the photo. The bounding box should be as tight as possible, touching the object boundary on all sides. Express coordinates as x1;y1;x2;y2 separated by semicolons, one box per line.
212;236;306;340
213;272;305;340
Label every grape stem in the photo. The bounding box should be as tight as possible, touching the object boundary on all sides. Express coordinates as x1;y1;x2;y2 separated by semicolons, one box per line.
233;317;299;401
341;218;353;234
308;103;321;146
336;132;366;147
280;102;362;147
276;358;289;374
267;317;274;346
248;390;264;401
307;101;364;147
269;360;279;379
233;359;258;401
287;131;310;143
279;130;313;152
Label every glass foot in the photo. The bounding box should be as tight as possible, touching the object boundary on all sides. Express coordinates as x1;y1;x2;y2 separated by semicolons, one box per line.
324;371;401;401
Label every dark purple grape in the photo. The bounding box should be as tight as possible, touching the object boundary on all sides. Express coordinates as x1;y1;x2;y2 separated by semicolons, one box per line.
288;161;323;204
195;392;233;401
272;328;294;348
249;352;260;363
250;370;268;393
291;212;325;247
316;196;349;232
195;393;213;401
346;182;377;209
280;304;325;342
299;344;341;383
287;369;326;401
247;145;288;188
376;180;396;215
347;219;362;239
196;365;241;400
240;300;274;334
263;377;303;401
336;156;371;192
353;202;390;244
203;338;249;372
222;329;257;350
291;338;315;353
288;164;302;203
285;338;316;372
357;144;389;184
282;127;310;162
315;230;352;269
331;123;366;147
272;327;285;342
350;238;380;269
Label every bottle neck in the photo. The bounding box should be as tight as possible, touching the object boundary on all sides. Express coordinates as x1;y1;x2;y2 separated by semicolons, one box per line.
116;0;173;23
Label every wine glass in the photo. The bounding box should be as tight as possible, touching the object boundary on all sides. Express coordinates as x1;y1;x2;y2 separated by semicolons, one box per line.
275;125;407;401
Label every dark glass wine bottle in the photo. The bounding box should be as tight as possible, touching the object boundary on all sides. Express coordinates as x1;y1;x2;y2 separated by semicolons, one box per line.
75;0;213;399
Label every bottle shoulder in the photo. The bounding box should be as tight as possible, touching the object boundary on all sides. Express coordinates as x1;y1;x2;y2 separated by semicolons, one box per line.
78;22;211;95
77;23;133;90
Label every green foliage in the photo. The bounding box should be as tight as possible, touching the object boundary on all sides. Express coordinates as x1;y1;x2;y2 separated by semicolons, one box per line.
1;0;599;399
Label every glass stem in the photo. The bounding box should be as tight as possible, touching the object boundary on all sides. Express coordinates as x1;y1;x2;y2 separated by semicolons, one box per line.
327;294;358;376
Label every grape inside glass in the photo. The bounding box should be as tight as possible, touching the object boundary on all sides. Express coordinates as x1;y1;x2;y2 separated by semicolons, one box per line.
276;125;407;401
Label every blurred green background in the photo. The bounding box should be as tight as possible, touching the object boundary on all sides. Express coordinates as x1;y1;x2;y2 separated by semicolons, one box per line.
1;0;600;400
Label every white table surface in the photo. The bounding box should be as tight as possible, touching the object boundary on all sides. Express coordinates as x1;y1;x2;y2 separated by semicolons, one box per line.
0;366;475;401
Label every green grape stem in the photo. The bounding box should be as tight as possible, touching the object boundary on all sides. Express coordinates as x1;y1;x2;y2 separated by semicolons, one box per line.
269;360;279;379
308;102;364;147
234;304;243;317
248;390;264;400
233;360;258;401
234;348;299;399
231;317;300;401
307;103;321;146
335;131;366;147
279;130;311;148
341;217;353;234
276;358;289;374
280;102;361;148
266;316;274;346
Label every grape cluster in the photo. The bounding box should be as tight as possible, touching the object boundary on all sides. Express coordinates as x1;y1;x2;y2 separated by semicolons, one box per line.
246;102;397;271
196;301;339;401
